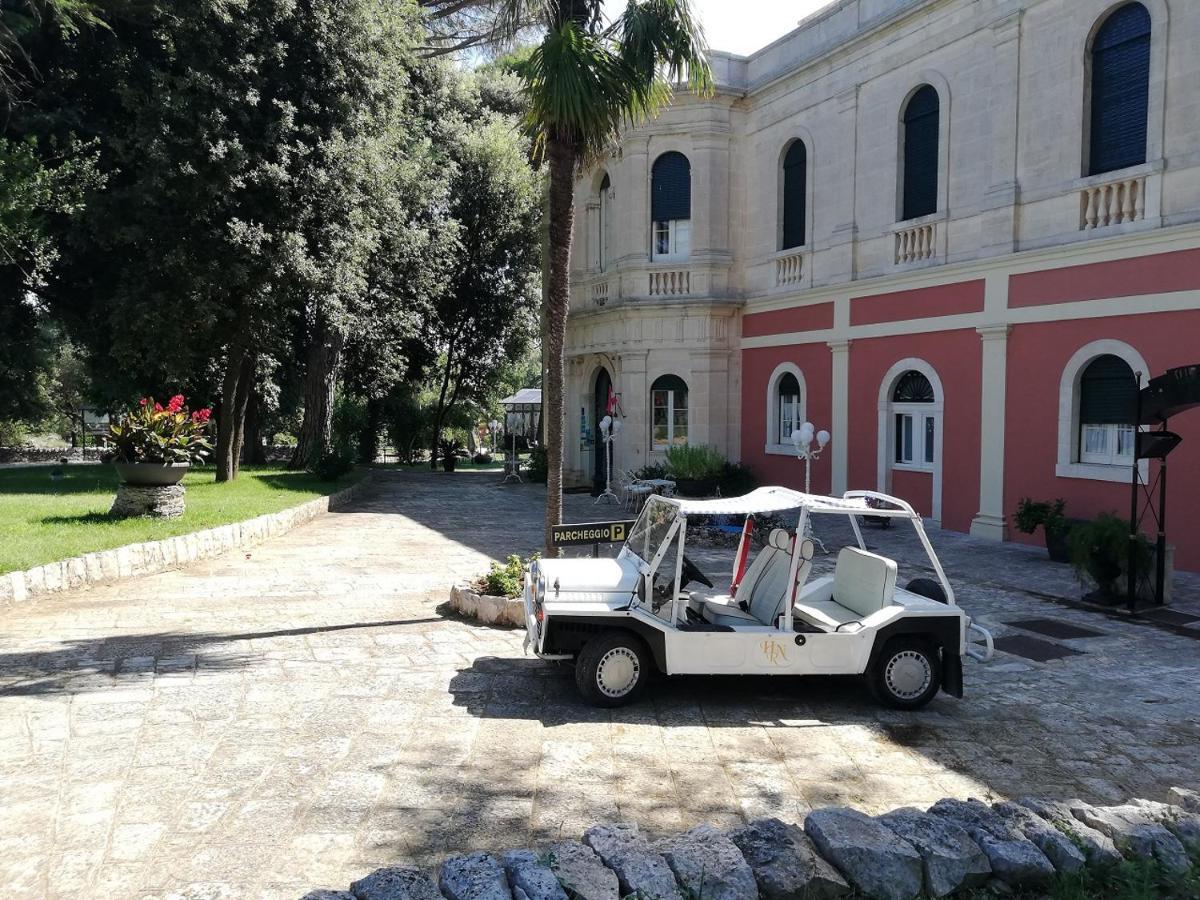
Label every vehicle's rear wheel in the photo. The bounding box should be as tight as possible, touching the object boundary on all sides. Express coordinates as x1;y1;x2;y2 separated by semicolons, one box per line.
575;631;650;708
868;637;941;710
905;577;948;604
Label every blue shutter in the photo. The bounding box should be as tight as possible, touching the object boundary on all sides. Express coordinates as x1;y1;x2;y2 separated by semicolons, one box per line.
782;141;807;250
902;85;940;221
651;152;691;222
1081;355;1136;424
1089;3;1151;176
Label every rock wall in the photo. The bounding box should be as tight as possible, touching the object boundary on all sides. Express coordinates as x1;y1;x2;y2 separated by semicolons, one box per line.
303;788;1200;900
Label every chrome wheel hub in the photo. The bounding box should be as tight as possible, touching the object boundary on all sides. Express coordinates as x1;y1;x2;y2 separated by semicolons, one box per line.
885;650;932;700
596;647;640;698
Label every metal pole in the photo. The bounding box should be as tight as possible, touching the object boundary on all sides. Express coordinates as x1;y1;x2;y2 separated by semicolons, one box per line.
1156;448;1167;606
1127;372;1142;614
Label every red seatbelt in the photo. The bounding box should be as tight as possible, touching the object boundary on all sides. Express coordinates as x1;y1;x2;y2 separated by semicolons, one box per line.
730;518;754;596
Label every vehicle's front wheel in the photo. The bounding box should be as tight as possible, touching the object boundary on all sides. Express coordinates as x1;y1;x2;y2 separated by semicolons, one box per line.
868;638;941;710
575;631;650;707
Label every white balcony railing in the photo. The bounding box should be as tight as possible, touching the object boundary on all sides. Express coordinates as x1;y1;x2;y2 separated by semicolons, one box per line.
591;279;610;306
1080;175;1146;230
648;269;690;297
775;249;805;287
894;222;936;264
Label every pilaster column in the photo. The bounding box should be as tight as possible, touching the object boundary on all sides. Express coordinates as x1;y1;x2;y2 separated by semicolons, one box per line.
689;349;732;457
692;129;731;260
619;351;649;467
828;87;860;284
585;201;600;272
617;136;650;265
981;12;1022;254
827;340;852;495
971;325;1012;540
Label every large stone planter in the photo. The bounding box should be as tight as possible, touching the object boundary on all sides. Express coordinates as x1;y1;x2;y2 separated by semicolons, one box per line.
449;584;524;627
114;461;190;486
110;483;186;519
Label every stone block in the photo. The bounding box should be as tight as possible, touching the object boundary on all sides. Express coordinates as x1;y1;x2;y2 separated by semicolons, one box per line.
547;840;619;900
1168;787;1200;814
350;866;443;900
1068;800;1190;870
110;483;186;519
805;807;922;900
584;822;681;899
992;801;1086;873
928;799;1055;887
440;851;512;900
501;850;568;900
301;892;356;900
658;824;758;900
878;807;990;897
728;816;850;899
1016;797;1123;867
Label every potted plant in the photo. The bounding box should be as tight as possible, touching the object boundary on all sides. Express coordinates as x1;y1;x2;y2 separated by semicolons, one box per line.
664;444;725;497
1013;497;1072;562
1068;512;1150;604
439;438;465;472
107;395;213;485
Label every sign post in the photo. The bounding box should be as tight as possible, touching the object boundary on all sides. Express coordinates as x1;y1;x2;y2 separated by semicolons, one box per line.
550;520;635;558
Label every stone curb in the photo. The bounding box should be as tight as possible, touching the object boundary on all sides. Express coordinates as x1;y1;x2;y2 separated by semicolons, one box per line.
0;471;373;610
302;787;1200;900
448;584;525;628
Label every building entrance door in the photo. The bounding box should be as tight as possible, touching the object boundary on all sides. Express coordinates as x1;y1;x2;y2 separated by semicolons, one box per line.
593;368;612;495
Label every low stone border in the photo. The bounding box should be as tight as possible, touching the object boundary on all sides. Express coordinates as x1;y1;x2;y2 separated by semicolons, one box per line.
0;472;372;608
448;584;524;627
303;786;1200;900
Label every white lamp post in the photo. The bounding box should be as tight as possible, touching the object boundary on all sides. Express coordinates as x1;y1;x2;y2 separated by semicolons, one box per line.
488;420;500;452
791;422;831;495
595;415;620;504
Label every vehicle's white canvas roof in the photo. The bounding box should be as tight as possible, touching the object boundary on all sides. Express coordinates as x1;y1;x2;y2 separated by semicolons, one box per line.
674;487;881;516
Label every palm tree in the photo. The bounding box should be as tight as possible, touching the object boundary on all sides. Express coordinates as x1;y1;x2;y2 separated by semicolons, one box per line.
479;0;713;554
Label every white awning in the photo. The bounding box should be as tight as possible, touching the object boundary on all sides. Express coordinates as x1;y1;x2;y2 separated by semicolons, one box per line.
673;487;858;516
499;388;542;409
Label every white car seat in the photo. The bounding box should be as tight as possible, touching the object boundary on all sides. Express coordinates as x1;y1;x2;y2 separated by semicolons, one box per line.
703;529;805;627
793;546;897;631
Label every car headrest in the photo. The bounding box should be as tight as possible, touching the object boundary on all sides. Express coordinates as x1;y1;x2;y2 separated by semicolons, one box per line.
768;528;791;551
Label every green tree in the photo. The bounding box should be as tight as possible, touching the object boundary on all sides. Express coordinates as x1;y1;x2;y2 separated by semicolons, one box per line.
453;0;713;553
426;115;541;465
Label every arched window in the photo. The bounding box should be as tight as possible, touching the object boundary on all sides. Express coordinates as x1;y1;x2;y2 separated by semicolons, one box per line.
1079;354;1136;464
892;370;935;470
650;152;691;261
598;172;612;272
900;85;940;221
781;141;807;250
1088;3;1151;177
651;374;688;449
776;372;802;444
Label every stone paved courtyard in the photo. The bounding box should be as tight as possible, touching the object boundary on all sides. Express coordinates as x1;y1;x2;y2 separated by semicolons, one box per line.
2;469;1198;899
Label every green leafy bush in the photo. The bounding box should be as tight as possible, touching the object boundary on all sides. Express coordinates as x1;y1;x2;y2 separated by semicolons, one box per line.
633;461;669;481
717;461;757;496
526;446;548;483
481;553;537;598
313;449;354;481
1014;497;1068;536
663;444;726;480
108;395;212;464
1068;512;1149;596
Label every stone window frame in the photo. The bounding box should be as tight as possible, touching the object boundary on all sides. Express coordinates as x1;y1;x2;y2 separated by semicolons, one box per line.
764;362;807;456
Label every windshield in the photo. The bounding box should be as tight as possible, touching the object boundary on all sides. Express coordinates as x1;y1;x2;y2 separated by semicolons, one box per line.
623;496;680;567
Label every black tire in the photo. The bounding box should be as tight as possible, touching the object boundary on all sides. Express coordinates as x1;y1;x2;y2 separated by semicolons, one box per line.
574;631;651;708
905;577;948;604
868;637;941;710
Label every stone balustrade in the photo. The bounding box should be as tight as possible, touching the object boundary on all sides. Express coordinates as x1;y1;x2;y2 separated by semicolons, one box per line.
591;279;610;306
894;222;937;264
774;249;805;287
1080;174;1146;230
648;269;690;296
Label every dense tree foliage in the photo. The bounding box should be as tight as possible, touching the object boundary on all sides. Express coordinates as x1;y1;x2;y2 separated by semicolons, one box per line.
1;0;542;478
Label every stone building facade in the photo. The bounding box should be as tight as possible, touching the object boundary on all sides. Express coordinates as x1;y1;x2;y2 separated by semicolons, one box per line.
564;0;1200;569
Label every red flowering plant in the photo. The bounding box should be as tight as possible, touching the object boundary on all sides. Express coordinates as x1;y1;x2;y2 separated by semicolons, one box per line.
107;395;214;464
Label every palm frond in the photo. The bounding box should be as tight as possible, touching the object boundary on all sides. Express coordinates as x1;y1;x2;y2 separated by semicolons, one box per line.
617;0;713;98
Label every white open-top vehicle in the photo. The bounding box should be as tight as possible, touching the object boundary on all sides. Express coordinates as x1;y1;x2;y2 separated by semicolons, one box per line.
524;487;994;709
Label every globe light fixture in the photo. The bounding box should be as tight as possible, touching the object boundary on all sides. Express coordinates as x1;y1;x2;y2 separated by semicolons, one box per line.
792;421;831;495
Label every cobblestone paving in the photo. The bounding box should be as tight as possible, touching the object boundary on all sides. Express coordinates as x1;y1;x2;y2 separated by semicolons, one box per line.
1;469;1197;899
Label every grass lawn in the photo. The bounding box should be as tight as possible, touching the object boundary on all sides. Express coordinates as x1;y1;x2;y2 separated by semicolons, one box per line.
0;464;364;575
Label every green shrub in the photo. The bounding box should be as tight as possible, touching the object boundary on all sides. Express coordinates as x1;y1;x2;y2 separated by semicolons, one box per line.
313;450;354;481
633;461;669;481
663;444;726;480
482;553;537;597
526;446;548;483
0;420;27;447
717;461;757;496
1014;497;1067;536
1067;512;1149;595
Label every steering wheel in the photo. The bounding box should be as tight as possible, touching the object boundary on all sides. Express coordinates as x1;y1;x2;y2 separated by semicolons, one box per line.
680;554;714;589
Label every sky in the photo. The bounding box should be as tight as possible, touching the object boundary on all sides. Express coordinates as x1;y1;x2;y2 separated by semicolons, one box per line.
603;0;837;57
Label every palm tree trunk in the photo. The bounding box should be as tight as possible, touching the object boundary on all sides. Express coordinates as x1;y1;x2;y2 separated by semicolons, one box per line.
543;133;576;556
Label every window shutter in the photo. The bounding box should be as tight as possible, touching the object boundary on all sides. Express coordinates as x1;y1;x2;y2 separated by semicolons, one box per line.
651;152;691;222
782;141;807;249
902;85;939;221
1081;355;1136;424
1089;3;1151;176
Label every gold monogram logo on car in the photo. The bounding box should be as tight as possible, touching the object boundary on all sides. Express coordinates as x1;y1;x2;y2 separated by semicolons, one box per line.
761;639;788;666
